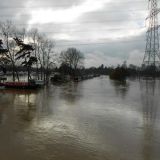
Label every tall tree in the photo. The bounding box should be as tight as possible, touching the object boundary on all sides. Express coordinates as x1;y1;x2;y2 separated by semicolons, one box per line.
36;35;55;81
29;28;40;79
0;21;19;81
14;37;37;82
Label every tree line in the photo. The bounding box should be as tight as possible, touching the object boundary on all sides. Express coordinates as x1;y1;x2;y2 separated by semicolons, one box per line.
0;21;85;83
0;21;159;83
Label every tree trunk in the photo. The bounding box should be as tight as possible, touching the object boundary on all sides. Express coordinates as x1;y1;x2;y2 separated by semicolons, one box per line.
27;66;30;83
12;66;15;82
15;66;19;82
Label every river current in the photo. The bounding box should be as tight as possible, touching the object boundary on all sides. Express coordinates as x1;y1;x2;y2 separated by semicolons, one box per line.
0;76;160;160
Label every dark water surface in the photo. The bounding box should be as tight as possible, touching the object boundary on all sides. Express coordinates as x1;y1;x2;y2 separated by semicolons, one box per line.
0;76;160;160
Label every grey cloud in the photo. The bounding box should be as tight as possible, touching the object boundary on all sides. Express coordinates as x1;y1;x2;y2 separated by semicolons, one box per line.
0;0;29;23
27;0;85;8
0;0;149;67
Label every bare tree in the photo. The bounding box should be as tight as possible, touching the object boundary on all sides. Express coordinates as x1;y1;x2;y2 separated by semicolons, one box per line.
0;21;19;81
38;37;55;81
29;28;40;79
60;48;84;75
0;39;10;75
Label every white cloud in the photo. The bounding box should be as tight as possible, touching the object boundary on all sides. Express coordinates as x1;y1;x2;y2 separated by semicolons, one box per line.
29;0;110;24
53;33;74;40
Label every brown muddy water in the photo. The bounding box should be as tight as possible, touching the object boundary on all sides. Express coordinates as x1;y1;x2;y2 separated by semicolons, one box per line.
0;76;160;160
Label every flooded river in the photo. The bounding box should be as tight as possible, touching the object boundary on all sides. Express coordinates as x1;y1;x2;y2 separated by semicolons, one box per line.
0;76;160;160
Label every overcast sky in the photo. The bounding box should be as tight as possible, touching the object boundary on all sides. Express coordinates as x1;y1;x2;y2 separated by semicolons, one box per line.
0;0;156;67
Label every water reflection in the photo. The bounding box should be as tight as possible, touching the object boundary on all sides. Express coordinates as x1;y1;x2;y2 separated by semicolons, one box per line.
140;80;160;160
60;82;82;104
15;94;37;122
0;89;37;125
110;80;130;99
0;106;5;125
0;93;5;124
0;77;160;160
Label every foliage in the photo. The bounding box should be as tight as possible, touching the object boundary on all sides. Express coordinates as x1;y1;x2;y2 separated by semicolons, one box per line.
109;67;129;81
14;37;37;81
14;37;37;67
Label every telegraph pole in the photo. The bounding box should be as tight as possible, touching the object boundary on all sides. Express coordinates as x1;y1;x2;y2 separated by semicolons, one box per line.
143;0;160;68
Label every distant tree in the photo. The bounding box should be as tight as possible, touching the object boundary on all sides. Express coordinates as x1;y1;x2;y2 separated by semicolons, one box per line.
99;64;104;69
122;61;127;68
129;64;137;70
59;63;70;75
60;48;84;75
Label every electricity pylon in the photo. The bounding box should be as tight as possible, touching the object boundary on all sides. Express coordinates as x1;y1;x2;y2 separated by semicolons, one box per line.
143;0;160;67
